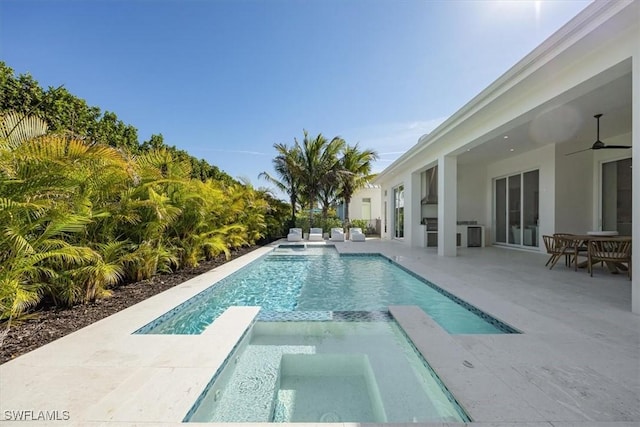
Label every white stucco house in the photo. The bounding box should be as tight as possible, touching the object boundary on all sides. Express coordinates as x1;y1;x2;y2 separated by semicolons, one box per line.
337;184;382;232
373;0;639;313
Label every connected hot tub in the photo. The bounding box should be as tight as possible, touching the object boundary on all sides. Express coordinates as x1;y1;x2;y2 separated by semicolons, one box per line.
185;318;470;423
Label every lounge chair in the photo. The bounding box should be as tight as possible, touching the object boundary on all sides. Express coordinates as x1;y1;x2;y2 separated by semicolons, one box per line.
350;227;365;242
308;227;324;241
287;228;302;242
330;227;345;242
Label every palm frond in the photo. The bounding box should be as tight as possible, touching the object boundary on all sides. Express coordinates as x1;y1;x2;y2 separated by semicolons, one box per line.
0;112;48;148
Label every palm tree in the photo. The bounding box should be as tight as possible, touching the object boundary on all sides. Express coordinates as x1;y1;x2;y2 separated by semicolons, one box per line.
297;131;345;227
338;143;378;236
259;143;302;228
318;176;340;223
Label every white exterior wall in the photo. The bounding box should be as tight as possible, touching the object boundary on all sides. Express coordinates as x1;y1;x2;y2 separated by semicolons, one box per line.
347;187;382;221
457;164;488;226
554;141;593;234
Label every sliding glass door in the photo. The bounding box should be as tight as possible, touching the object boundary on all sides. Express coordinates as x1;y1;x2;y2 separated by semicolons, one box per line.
601;157;632;235
393;185;404;239
494;170;539;247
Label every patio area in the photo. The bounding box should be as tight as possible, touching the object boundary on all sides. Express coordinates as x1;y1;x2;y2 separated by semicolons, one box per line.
1;240;638;426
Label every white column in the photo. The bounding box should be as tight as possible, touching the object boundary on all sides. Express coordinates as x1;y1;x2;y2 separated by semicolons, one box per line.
632;53;640;314
410;172;424;247
438;155;457;256
400;172;417;246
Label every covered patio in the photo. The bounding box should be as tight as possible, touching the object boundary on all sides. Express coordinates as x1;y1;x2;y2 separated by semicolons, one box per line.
374;0;639;313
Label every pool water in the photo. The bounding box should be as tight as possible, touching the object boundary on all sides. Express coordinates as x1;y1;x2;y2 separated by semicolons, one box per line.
138;246;515;334
185;320;470;422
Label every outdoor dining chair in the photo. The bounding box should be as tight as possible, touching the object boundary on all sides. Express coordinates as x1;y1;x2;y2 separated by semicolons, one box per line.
542;235;575;270
554;233;588;271
588;239;632;279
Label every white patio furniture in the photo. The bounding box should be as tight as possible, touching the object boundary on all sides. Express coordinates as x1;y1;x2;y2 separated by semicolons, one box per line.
330;227;345;242
287;228;303;242
308;227;324;241
350;227;366;242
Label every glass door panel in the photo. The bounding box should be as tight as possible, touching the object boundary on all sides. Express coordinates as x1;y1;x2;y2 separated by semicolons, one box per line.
393;185;404;238
508;175;521;244
495;178;507;243
522;170;539;247
602;158;632;235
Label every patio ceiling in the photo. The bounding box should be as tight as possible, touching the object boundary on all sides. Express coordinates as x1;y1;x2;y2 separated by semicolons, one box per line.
457;65;632;166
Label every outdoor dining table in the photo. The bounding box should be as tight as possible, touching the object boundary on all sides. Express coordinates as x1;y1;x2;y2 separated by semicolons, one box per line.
569;234;632;273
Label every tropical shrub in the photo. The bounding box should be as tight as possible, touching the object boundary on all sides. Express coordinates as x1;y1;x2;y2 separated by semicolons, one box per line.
349;219;369;230
0;112;270;320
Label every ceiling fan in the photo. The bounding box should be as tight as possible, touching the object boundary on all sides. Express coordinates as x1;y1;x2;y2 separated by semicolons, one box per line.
565;113;631;156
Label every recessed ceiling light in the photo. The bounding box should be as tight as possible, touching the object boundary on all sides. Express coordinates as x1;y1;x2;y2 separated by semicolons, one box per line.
504;135;509;139
466;148;471;152
509;148;515;152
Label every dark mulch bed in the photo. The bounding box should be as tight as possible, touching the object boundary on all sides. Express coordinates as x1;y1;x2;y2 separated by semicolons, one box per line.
0;245;259;364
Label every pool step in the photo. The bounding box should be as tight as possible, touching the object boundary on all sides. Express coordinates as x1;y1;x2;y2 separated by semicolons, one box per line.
272;353;387;422
203;344;311;422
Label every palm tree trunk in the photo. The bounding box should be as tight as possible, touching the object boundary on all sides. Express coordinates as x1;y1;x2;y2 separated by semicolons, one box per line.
344;196;351;239
289;196;296;227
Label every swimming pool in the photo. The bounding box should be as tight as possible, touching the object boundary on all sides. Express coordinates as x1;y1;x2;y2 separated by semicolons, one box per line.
185;319;470;422
137;246;516;335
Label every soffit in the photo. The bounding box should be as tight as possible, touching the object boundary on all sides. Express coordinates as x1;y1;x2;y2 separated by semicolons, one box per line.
456;70;632;166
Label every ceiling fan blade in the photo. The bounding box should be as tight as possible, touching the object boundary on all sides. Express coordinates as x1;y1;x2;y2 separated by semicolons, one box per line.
565;147;592;156
567;115;630;156
603;145;632;149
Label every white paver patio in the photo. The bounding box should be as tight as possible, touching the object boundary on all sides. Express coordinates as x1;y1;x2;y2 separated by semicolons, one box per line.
0;239;638;427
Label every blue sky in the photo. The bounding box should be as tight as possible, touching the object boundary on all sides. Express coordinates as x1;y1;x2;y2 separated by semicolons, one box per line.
1;0;591;187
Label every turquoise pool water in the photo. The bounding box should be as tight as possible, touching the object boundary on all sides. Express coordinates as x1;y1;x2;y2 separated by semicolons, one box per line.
185;320;470;422
137;246;516;335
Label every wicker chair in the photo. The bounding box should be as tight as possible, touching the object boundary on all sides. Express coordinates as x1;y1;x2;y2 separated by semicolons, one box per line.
588;239;632;279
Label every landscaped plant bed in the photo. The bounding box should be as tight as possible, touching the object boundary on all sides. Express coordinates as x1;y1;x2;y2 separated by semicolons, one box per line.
0;246;259;364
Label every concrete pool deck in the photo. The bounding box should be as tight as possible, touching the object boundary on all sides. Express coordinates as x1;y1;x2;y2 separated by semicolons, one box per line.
0;239;638;426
